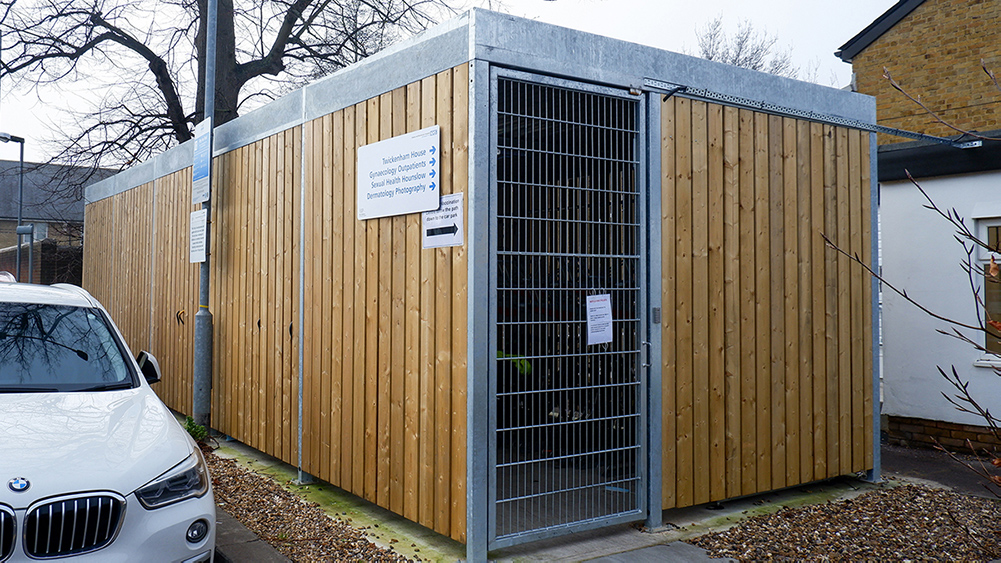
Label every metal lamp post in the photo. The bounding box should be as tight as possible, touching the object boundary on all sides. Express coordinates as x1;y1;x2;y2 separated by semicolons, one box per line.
0;133;25;281
191;0;218;430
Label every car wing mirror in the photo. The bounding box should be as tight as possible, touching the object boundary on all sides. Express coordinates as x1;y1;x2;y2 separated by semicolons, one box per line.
137;351;162;384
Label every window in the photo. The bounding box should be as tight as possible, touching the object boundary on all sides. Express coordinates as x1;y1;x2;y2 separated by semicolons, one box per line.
980;221;1001;355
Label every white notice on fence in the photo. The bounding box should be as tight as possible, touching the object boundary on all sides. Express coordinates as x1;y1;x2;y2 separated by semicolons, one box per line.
189;208;207;263
422;192;464;249
586;294;614;346
357;125;440;220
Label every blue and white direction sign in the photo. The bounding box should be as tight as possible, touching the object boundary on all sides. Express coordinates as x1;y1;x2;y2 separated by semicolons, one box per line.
357;125;440;220
191;118;212;205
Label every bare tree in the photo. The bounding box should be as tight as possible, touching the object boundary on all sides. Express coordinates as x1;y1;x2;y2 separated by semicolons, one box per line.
0;0;454;193
692;15;798;79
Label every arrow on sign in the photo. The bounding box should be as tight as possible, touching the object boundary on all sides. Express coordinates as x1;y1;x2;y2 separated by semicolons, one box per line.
429;169;436;178
430;157;437;166
430;182;437;191
430;146;437;154
427;224;459;237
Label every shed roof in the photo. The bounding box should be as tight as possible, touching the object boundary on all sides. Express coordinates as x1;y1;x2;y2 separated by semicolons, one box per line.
836;0;926;63
88;9;877;204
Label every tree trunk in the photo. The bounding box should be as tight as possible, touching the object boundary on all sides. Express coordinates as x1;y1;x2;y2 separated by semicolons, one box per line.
195;0;240;130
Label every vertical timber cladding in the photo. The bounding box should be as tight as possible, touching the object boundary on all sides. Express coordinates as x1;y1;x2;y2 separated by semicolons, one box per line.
493;76;644;543
208;128;301;467
82;173;197;415
660;97;873;509
82;197;115;307
81;184;154;356
299;64;469;542
150;170;199;415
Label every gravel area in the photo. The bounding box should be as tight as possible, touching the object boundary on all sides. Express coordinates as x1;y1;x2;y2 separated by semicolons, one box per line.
205;450;413;562
691;483;1001;561
205;444;1001;562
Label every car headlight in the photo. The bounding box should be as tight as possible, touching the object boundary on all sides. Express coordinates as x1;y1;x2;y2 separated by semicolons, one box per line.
135;449;210;509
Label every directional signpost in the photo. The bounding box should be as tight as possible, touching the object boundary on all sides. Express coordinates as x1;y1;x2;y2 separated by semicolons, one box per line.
357;125;440;220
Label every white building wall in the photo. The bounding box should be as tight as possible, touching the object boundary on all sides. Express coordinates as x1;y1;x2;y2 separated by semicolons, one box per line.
881;170;1001;425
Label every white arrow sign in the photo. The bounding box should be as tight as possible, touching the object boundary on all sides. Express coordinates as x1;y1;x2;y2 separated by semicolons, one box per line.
423;192;464;249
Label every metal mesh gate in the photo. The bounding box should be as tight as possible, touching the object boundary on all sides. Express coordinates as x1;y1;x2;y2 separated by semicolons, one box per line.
492;76;644;544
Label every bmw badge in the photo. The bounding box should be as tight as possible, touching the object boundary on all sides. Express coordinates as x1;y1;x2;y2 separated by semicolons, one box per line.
7;477;29;493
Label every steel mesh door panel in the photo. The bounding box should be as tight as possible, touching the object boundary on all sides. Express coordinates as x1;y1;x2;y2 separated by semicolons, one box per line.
493;76;643;543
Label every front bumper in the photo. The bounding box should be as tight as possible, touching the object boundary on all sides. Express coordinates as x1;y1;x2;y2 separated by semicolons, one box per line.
3;490;215;562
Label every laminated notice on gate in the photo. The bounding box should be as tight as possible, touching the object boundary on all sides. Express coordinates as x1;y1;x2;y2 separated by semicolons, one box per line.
586;294;614;346
357;125;440;220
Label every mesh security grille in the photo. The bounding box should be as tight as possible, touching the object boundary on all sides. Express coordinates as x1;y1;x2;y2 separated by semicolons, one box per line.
494;77;642;541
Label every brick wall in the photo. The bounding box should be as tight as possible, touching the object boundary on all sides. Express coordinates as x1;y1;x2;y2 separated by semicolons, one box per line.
0;220;83;249
0;239;82;285
852;0;1001;143
885;415;1001;452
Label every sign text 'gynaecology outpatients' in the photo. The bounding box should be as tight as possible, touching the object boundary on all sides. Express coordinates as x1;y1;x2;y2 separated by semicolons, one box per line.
357;125;440;220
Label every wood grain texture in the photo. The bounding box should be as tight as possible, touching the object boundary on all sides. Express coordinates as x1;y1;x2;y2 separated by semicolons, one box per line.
659;101;872;508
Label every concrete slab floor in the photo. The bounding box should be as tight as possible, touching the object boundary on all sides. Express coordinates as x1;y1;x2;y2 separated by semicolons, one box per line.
588;541;737;563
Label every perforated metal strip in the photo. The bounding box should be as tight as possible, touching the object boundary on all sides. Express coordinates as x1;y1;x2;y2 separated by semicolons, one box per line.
644;78;982;149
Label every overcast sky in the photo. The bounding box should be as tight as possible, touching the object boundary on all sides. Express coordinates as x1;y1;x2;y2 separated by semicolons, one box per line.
483;0;897;84
0;0;896;163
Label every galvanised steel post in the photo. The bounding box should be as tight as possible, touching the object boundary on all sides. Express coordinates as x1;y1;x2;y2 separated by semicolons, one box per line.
192;0;217;430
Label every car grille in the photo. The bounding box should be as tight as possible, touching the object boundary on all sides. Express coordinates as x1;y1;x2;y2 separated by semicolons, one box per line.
25;494;125;558
0;506;14;562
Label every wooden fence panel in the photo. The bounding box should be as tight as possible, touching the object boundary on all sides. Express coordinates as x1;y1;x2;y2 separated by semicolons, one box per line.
114;183;154;355
208;129;301;466
84;62;469;543
148;171;198;414
660;98;873;507
82;197;115;307
298;64;470;542
660;96;678;508
81;187;153;356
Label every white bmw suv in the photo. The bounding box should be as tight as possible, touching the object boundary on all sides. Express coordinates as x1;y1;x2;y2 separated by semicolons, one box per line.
0;276;215;562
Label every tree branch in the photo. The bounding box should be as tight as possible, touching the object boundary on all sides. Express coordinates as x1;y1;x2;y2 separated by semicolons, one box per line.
884;67;1001;142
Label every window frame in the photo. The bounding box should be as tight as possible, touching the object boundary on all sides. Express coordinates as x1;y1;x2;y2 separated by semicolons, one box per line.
975;217;1001;363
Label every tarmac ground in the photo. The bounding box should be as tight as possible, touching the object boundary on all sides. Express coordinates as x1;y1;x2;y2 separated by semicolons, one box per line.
211;440;998;562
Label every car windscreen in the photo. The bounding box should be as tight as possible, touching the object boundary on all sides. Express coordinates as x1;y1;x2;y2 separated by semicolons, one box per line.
0;302;136;392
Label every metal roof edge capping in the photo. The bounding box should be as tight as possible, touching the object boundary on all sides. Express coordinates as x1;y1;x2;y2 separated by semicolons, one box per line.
642;78;977;149
467;8;874;125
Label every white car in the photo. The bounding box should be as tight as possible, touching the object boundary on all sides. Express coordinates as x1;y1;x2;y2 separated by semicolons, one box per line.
0;276;215;562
